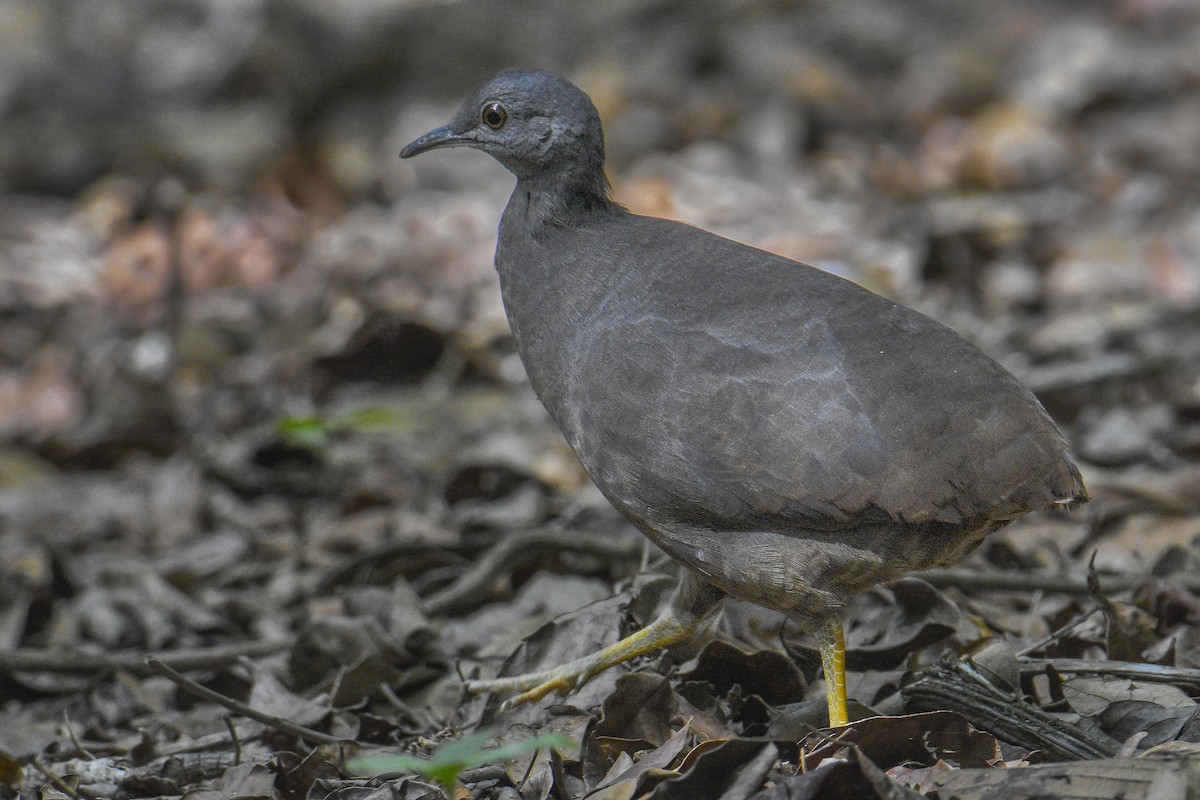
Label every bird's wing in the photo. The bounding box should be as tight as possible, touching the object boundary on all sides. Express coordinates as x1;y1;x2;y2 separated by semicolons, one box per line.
561;217;1081;533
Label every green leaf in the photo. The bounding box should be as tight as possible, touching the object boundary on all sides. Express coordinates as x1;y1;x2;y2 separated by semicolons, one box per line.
339;405;417;431
347;730;574;790
275;415;330;449
276;405;418;451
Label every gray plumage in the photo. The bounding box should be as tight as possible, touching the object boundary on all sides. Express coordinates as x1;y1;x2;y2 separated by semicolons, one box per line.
402;68;1086;630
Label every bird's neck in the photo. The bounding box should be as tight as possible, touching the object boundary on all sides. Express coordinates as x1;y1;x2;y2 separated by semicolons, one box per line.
505;168;619;234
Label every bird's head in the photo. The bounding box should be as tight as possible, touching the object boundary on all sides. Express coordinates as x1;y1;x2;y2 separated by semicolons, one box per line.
400;68;607;188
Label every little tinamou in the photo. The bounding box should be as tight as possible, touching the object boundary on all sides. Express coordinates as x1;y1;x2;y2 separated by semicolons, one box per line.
400;68;1087;724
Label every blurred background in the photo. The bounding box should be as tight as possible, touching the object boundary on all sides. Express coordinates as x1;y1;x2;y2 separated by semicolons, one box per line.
2;0;1200;779
3;0;1198;463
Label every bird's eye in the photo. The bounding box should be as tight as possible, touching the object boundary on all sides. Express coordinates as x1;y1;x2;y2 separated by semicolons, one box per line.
481;101;507;129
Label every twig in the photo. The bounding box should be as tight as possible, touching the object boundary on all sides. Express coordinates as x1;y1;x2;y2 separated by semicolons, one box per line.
918;568;1200;595
1022;658;1200;689
314;540;468;596
425;528;644;615
156;724;263;757
326;663;349;711
0;640;289;675
30;756;91;800
146;657;344;746
62;711;95;761
799;729;861;773
1019;352;1154;395
923;189;1085;236
378;682;430;730
1015;606;1102;657
224;716;242;765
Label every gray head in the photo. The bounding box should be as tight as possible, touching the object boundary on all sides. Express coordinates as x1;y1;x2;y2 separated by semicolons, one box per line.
400;69;609;196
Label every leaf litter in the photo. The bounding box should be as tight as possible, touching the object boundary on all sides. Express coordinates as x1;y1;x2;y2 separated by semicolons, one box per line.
2;2;1200;799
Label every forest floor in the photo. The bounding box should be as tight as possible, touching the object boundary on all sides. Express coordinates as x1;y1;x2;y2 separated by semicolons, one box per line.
2;1;1200;798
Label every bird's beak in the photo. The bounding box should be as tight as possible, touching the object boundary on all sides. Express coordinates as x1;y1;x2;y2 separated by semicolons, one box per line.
399;125;466;158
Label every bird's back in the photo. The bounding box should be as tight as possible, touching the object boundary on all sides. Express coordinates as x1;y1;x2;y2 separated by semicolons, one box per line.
499;209;1084;544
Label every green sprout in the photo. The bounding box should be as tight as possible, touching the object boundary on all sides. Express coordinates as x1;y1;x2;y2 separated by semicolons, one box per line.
347;730;573;794
276;406;417;449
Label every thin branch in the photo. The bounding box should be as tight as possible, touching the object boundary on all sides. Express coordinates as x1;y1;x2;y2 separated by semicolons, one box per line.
146;657;344;746
425;528;644;616
30;756;91;800
156;724;263;757
0;640;289;676
224;716;243;766
61;711;95;761
1022;658;1200;689
918;568;1200;595
314;539;466;596
1019;352;1152;395
1015;607;1102;657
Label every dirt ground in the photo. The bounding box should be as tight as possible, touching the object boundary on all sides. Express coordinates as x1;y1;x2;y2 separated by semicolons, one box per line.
2;1;1200;798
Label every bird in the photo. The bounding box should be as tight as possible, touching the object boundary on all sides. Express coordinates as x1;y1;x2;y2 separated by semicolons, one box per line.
399;68;1087;725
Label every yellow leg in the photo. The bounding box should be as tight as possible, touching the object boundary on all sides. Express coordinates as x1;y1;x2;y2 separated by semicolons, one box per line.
816;619;849;727
466;612;694;710
465;574;722;711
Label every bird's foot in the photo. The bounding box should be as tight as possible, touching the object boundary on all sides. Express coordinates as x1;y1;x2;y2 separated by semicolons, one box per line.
463;610;698;710
465;667;585;711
